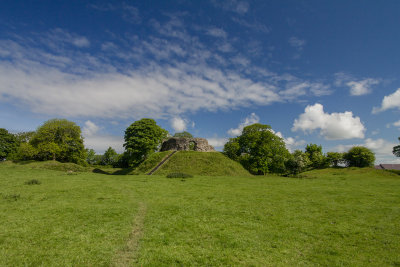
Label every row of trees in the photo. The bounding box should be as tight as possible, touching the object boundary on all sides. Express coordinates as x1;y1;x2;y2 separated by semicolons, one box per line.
223;123;377;175
0;118;182;168
1;119;86;164
2;118;397;175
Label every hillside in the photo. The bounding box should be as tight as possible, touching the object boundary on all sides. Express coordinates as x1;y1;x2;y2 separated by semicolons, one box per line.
133;151;251;176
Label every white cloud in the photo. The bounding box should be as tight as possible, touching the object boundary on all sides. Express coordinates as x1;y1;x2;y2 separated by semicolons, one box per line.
346;79;379;96
82;120;100;136
373;88;400;113
207;137;228;149
0;22;331;120
393;120;400;127
171;117;187;132
334;72;379;96
228;113;259;136
292;103;365;140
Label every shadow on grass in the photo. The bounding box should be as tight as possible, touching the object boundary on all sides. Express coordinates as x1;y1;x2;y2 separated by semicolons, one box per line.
92;167;136;175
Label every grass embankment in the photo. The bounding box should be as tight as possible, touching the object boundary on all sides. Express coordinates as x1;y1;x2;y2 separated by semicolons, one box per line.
134;151;251;176
1;162;400;265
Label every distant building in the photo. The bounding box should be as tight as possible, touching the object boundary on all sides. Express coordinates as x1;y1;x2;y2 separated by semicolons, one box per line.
374;164;400;170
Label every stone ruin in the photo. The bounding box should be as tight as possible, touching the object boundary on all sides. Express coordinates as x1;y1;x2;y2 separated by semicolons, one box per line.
160;137;215;152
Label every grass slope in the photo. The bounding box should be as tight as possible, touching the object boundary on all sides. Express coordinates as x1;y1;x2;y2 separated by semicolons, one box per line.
1;162;400;265
149;151;251;176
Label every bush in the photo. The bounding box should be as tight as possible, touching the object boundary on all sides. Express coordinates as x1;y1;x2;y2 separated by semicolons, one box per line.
166;172;193;178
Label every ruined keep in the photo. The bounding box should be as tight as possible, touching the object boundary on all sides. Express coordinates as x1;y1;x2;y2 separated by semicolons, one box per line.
160;137;215;152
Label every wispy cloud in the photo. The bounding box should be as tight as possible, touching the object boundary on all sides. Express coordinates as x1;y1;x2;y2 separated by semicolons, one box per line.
211;0;250;15
289;37;306;51
0;16;331;120
335;72;380;96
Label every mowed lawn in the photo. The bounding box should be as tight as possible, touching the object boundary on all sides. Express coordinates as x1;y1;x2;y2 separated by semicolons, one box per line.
1;163;400;266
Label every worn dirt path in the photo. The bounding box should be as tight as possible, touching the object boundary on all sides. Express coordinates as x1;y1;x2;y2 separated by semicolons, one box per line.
111;202;147;266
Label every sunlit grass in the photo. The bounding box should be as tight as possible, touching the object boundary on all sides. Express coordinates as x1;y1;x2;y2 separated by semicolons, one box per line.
1;162;399;265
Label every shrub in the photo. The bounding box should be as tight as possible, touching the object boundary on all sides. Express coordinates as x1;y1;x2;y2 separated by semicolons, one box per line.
24;179;41;185
166;172;193;178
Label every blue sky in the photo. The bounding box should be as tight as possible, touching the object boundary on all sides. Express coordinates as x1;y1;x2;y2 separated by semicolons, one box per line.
1;0;400;163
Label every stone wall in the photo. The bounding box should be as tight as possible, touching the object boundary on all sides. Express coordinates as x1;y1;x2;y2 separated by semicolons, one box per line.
160;137;215;152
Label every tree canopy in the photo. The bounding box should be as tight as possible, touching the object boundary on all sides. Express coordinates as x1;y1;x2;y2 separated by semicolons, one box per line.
0;128;18;160
223;123;290;174
29;119;86;164
123;118;168;167
393;137;400;157
343;146;375;167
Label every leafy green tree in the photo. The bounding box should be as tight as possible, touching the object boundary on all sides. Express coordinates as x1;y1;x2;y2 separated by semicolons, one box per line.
14;131;35;144
86;149;102;165
173;131;193;138
393;137;400;157
305;144;327;169
326;152;344;167
10;143;38;161
0;128;18;160
223;123;290;174
285;150;311;175
101;147;118;166
223;138;241;161
343;146;375;167
30;119;86;164
123;118;169;167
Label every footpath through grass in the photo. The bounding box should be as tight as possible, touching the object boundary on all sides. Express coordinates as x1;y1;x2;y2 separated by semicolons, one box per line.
1;162;400;266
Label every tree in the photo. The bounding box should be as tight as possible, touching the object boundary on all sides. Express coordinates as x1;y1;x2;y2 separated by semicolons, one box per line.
14;131;35;144
101;147;118;166
123;118;169;167
393;137;400;157
285;150;310;175
326;152;344;167
223;123;290;174
10;143;38;161
0;128;18;160
30;119;86;164
343;146;375;167
305;144;327;169
223;138;241;161
173;131;193;138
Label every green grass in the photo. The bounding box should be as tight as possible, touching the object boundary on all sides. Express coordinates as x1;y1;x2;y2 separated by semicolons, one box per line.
149;151;252;176
130;151;172;175
1;161;400;266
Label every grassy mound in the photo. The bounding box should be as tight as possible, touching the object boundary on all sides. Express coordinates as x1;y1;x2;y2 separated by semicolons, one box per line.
11;160;90;172
130;151;172;175
135;151;251;176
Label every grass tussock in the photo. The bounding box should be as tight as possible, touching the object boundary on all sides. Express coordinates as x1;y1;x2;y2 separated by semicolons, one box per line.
24;179;41;185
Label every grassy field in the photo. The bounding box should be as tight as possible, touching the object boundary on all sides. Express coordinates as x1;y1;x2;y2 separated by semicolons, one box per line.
1;162;400;266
